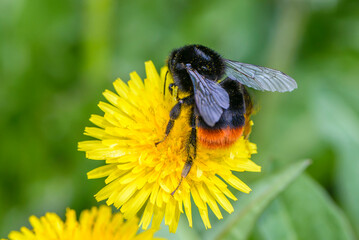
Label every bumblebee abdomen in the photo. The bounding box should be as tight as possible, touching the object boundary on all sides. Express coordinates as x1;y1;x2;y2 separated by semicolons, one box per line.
197;106;246;149
196;79;248;149
198;126;244;149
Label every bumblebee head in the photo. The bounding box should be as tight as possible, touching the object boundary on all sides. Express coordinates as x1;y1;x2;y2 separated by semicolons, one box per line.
169;45;225;81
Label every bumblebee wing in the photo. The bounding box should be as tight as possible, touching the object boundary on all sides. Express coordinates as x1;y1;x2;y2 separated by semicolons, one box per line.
186;66;229;127
224;59;297;92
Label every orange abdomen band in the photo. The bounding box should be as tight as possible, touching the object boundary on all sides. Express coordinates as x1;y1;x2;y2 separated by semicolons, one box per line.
198;127;244;149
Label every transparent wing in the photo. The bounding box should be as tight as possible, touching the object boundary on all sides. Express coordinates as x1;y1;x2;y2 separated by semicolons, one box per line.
185;64;229;127
224;59;297;92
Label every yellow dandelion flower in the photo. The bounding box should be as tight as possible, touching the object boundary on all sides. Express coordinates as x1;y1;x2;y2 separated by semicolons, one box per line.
4;205;160;240
78;61;260;233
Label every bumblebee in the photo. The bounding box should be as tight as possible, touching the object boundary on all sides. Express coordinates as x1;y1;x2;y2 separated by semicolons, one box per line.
156;44;297;194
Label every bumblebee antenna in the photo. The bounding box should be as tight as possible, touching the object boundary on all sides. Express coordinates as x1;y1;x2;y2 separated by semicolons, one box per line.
163;70;169;96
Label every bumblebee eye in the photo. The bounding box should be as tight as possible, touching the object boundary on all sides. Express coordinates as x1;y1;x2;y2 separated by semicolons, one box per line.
176;63;185;70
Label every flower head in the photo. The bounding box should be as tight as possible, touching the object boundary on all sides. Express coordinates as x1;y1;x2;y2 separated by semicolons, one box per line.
4;205;159;240
78;61;260;232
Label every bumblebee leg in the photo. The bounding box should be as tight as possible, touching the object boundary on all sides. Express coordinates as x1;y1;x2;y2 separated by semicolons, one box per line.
171;110;196;195
155;96;194;146
183;112;197;176
155;101;181;146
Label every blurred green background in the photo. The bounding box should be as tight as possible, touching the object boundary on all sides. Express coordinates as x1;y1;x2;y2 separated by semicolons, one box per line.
1;0;359;239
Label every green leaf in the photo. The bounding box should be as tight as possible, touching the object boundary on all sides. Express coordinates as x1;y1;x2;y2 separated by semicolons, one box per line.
283;174;355;239
252;199;297;240
206;159;310;240
313;88;359;236
253;175;356;240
